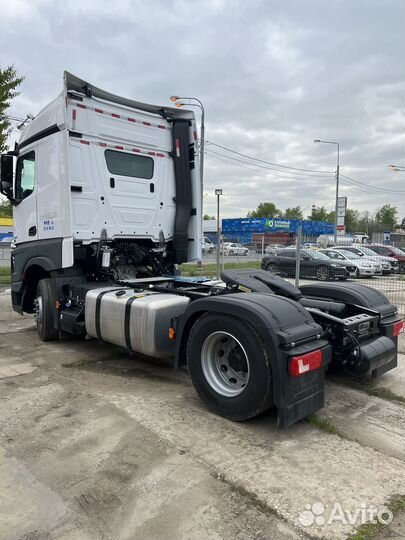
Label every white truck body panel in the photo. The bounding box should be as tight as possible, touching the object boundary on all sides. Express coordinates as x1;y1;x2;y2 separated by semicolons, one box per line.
14;74;201;264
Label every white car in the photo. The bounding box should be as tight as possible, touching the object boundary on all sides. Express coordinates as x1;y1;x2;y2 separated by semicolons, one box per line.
222;243;249;256
338;246;399;274
202;236;215;254
320;249;382;277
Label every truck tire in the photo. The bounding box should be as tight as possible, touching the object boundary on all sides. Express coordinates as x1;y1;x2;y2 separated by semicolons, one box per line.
187;313;273;421
35;279;59;341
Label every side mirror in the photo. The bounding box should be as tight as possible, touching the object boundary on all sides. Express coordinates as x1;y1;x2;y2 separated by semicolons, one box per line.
0;154;14;200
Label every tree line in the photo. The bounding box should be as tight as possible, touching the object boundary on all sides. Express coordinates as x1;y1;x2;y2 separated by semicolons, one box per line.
246;202;404;233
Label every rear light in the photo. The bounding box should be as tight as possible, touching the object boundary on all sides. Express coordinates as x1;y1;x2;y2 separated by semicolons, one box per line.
393;320;404;337
288;349;323;377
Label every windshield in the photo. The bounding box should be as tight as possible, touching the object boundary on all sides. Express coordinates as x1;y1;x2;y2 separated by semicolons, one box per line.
337;250;362;259
307;251;331;260
358;247;379;256
389;246;405;255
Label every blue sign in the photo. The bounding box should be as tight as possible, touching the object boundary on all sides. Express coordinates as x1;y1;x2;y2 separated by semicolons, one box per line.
222;217;334;235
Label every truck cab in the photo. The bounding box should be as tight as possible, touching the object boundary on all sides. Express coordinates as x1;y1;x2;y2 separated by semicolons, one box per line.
0;72;202;314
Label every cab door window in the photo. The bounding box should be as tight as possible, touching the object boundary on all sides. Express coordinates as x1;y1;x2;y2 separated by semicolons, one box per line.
15;151;35;201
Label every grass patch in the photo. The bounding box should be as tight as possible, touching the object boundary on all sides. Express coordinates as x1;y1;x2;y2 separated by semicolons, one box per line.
0;266;11;284
179;260;261;277
306;414;342;436
329;375;405;404
349;494;405;540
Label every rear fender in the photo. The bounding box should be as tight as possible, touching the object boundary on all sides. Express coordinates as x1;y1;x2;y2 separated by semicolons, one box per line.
175;292;331;427
299;282;397;317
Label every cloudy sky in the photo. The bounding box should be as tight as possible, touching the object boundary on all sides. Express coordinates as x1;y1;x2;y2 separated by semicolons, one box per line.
1;0;404;219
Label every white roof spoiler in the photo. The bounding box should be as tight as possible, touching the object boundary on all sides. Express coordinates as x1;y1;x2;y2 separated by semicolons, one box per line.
64;71;195;121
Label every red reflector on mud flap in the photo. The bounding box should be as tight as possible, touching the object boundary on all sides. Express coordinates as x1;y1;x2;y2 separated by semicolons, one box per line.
288;350;323;377
393;320;404;337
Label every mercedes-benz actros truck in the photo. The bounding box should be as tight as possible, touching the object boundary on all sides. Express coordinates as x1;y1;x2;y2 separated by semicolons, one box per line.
0;72;402;427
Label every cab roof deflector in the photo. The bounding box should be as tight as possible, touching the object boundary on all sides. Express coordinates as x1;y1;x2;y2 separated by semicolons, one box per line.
64;71;195;121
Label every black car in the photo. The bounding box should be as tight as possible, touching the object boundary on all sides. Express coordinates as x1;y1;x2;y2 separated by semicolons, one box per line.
261;249;351;281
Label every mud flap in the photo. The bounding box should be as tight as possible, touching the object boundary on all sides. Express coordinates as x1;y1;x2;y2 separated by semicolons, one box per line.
276;343;331;428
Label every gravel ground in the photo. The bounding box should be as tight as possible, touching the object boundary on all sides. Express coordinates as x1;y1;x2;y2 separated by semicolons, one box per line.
0;287;403;540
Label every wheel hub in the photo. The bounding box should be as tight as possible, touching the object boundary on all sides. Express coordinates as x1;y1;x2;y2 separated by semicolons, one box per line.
201;331;250;397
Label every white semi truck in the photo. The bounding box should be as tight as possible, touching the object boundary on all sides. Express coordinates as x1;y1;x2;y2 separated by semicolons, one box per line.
0;72;403;427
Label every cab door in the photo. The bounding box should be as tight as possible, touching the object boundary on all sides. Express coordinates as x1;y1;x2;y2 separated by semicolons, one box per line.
13;150;38;244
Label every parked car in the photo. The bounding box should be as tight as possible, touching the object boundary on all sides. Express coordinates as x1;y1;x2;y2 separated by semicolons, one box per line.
222;242;249;256
261;249;352;281
202;236;215;254
338;246;399;274
320;249;382;278
264;244;285;254
367;244;405;273
242;242;261;253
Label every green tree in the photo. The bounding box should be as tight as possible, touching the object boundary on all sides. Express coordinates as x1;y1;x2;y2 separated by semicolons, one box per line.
345;209;360;233
399;216;405;230
0;200;12;218
247;202;281;218
309;206;330;222
203;214;215;220
0;65;24;153
357;211;375;234
375;204;398;231
282;206;303;220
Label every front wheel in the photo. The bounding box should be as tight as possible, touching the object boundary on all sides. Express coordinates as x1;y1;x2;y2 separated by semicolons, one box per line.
35;278;59;341
187;313;273;421
316;265;330;281
228;250;234;256
265;262;278;273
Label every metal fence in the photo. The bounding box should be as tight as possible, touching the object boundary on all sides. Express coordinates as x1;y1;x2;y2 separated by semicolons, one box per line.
202;232;405;317
0;243;11;268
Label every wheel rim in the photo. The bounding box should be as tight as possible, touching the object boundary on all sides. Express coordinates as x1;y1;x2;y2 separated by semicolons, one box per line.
34;295;43;332
317;266;328;280
201;331;250;397
266;264;276;272
229;251;234;255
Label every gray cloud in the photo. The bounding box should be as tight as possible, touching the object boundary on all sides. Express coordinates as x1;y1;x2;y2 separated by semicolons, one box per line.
1;0;404;219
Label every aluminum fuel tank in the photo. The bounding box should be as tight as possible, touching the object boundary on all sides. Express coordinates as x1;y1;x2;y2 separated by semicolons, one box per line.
85;287;190;358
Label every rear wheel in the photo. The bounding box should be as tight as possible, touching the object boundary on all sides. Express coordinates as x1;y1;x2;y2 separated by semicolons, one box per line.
265;262;278;273
35;278;59;341
187;313;273;421
228;250;234;256
316;265;330;281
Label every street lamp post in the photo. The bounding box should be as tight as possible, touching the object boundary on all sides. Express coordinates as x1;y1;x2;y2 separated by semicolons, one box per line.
215;189;222;279
314;139;340;243
170;96;205;262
